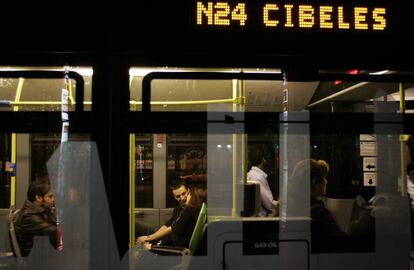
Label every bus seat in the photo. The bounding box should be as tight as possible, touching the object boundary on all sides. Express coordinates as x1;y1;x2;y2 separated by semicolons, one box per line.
8;208;22;258
188;202;207;254
151;202;207;268
325;198;355;233
237;183;260;217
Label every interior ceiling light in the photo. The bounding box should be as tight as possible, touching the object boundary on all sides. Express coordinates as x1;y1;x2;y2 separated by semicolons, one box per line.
129;67;281;76
0;66;93;76
369;70;390;75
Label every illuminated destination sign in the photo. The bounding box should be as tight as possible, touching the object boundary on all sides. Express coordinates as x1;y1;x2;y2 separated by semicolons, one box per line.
195;1;389;31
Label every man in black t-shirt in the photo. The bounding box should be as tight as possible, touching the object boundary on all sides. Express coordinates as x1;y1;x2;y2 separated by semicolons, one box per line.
136;180;191;245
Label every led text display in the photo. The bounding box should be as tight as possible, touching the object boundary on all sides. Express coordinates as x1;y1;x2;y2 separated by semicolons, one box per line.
196;2;388;31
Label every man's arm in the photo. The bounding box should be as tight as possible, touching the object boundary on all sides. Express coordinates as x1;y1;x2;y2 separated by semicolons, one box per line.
256;177;278;212
137;225;172;244
20;213;57;248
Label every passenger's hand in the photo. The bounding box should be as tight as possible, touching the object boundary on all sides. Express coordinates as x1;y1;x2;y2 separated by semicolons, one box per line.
137;235;149;245
270;200;279;217
270;207;279;217
143;243;152;250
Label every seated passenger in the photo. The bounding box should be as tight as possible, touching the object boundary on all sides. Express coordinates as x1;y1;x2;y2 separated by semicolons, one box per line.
15;181;58;256
290;159;343;235
147;185;207;249
308;159;343;235
247;146;278;217
137;180;206;248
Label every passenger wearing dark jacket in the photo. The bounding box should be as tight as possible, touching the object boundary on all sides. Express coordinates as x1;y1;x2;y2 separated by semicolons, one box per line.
15;181;57;256
309;159;343;235
289;159;343;235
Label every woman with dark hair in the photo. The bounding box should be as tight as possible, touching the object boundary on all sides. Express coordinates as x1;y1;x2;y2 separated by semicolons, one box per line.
289;159;343;236
308;159;343;236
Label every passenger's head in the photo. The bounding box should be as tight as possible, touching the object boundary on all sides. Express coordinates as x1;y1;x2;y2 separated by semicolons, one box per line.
170;179;190;206
249;145;273;168
188;185;207;208
27;181;55;209
310;159;330;198
289;159;329;199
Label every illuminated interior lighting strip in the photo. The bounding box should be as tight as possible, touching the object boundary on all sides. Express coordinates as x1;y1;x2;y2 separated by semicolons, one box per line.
129;68;281;76
307;82;369;108
0;67;93;76
369;70;390;75
129;98;236;106
8;99;236;106
8;101;92;105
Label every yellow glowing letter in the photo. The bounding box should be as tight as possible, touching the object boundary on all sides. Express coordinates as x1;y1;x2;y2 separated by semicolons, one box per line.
197;2;213;25
231;3;247;26
214;2;230;25
299;5;314;28
338;6;350;29
263;4;278;27
319;6;333;29
355;7;368;30
372;8;386;30
284;4;294;27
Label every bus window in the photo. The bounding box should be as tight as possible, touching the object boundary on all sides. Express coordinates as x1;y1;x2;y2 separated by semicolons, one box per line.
129;67;281;112
135;134;154;208
0;67;92;209
129;68;414;269
31;134;91;181
0;133;11;208
0;67;92;112
166;134;207;207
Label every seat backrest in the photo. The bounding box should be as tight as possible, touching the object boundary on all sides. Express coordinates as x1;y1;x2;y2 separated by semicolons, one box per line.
188;203;207;254
8;208;22;258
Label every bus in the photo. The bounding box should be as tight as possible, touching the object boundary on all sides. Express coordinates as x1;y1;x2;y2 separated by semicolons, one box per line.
0;0;413;269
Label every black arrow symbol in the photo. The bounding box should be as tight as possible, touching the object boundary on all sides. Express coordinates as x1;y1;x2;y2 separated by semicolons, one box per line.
368;179;373;185
366;164;375;170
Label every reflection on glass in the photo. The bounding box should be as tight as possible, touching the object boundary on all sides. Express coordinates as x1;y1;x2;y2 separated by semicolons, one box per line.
0;67;92;111
166;134;207;207
135;134;153;208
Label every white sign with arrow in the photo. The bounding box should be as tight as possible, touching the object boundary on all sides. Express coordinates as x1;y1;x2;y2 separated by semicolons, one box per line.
363;157;376;172
364;172;377;186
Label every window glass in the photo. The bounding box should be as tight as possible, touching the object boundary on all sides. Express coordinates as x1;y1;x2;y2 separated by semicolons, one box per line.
135;134;153;208
128;69;413;268
129;67;281;112
166;134;207;207
0;133;11;208
31;134;91;181
0;67;92;111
